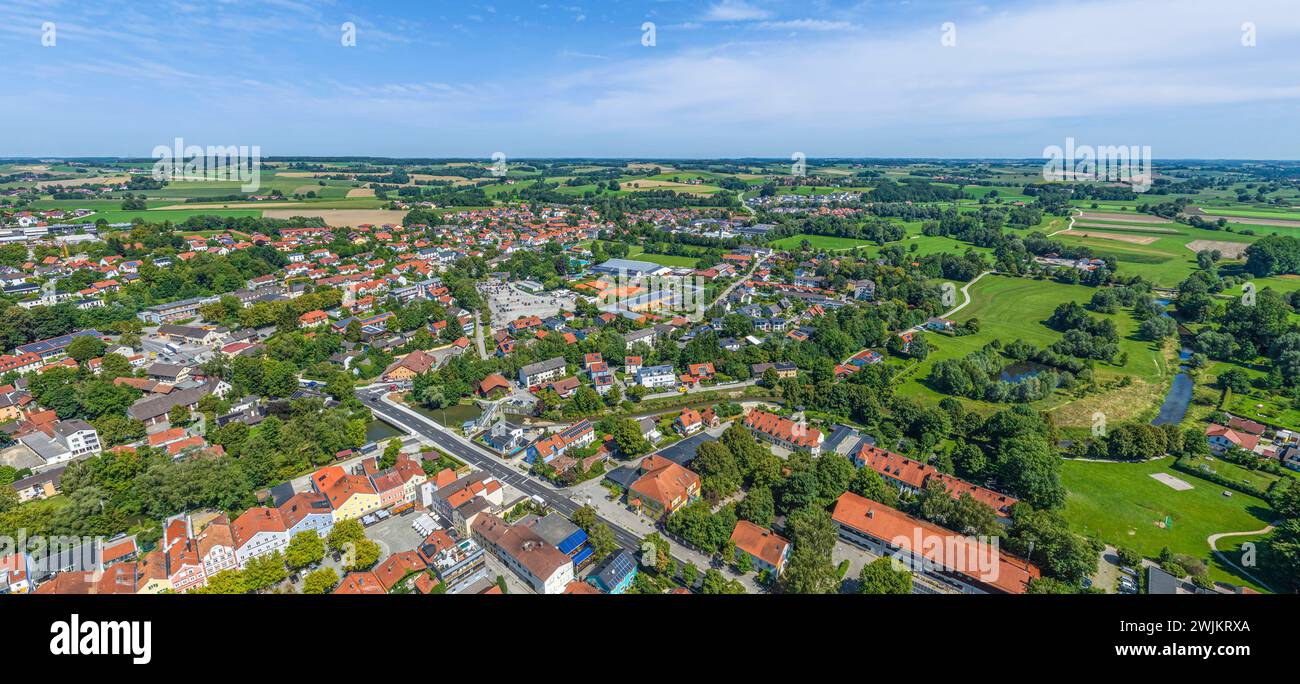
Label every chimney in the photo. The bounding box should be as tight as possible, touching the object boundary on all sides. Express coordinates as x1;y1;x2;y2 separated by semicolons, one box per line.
866;509;874;519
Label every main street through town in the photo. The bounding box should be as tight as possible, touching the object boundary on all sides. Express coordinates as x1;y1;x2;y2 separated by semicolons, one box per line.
357;385;760;591
356;388;648;557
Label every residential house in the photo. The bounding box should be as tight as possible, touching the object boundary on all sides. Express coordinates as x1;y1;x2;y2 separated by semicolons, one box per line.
743;409;824;455
230;507;289;569
589;549;637;594
853;444;1018;521
636;364;676;389
311;465;382;522
382;349;437;383
730;519;791;576
278;492;335;539
518;357;567;387
1205;424;1260;454
628;455;700;519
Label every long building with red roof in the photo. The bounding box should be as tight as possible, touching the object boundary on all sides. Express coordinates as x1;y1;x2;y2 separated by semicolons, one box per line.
831;492;1039;594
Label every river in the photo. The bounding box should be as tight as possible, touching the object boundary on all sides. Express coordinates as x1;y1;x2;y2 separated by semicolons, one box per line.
1150;298;1194;426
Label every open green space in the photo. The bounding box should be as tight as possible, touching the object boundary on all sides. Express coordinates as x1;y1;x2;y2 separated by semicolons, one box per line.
625;246;701;268
1060;456;1275;591
895;275;1173;424
769;234;875;251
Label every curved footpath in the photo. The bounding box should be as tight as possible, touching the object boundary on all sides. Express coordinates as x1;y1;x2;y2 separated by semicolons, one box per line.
1207;524;1277;593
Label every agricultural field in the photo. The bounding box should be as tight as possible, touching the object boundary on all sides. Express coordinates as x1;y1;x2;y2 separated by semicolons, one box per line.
1053;219;1272;287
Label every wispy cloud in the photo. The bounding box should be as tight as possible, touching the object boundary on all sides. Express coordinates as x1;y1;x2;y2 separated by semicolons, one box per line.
704;0;771;22
3;0;1300;157
756;19;856;31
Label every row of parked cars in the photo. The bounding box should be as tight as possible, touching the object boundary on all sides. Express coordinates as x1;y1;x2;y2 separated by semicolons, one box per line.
1117;566;1139;594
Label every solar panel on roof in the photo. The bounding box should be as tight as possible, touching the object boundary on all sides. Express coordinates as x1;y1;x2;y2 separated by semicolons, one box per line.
570;546;594;567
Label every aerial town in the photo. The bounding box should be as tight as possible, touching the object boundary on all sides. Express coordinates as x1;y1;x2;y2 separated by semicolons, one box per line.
2;153;1298;602
2;2;1296;633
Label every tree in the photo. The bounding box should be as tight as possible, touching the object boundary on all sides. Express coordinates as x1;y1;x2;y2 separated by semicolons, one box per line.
680;561;699;588
302;567;339;594
1138;315;1177;341
285;531;326;570
857;557;912;594
611;419;650;457
778;507;839;594
328;519;366;552
66;335;106;363
736;486;775;527
918;481;1001;537
695;440;742;499
0;484;19;513
346;539;381;571
733;550;753;574
380;439;402;469
1007;507;1099;584
813;454;855;504
98;353;133;380
572;504;598;532
588;523;618;562
700;568;745;594
243;551;288;592
1217;368;1252;394
779;470;821;513
995;433;1066;510
195;569;248;594
168;403;191;427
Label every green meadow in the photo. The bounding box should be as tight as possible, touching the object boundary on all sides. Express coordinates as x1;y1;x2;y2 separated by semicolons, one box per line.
769;234;875;251
895;275;1173;424
1060;457;1275;591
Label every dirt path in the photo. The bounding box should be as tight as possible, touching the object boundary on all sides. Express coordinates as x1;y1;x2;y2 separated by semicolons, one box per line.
1207;524;1277;593
1048;208;1081;236
939;270;992;319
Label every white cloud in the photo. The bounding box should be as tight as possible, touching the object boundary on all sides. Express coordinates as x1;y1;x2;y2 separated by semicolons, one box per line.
704;0;771;22
755;19;856;31
524;0;1300;155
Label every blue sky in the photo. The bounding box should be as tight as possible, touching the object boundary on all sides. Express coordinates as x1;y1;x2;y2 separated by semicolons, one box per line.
1;0;1299;158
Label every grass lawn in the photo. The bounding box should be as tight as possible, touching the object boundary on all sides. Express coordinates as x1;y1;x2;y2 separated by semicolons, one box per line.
1060;457;1275;590
769;234;875;251
625;247;700;268
1222;390;1300;433
896;275;1173;425
1179;454;1297;492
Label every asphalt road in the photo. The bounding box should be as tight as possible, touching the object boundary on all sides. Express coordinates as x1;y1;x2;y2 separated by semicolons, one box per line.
356;389;648;555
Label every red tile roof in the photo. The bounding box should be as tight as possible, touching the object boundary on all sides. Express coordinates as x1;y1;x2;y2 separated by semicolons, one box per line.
831;492;1038;594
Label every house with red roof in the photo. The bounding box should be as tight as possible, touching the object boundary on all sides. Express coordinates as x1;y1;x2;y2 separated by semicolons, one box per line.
628;455;700;519
730;520;791;576
743;409;824;455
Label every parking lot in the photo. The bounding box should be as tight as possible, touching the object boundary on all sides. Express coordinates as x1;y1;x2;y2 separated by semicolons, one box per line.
363;507;429;561
481;281;575;328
